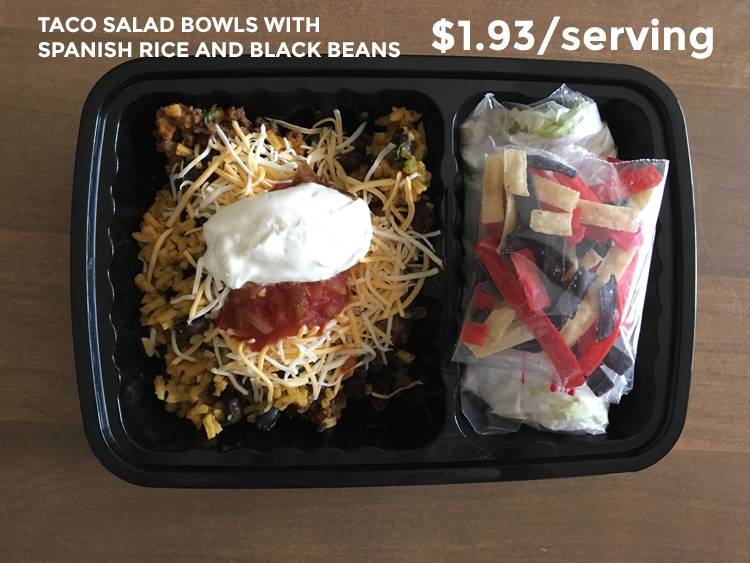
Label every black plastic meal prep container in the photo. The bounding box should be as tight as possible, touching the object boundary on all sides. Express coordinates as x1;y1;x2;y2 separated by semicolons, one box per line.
70;55;695;487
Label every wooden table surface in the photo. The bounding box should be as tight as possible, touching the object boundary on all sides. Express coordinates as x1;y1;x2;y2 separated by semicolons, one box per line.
2;1;748;560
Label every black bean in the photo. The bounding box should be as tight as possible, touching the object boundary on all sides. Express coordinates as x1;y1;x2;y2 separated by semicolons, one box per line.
183;166;202;182
352;131;371;153
411;200;434;234
185;315;212;335
174;330;191;349
337;149;369;174
399;140;415;156
391;127;409;146
223;396;243;424
255;407;281;431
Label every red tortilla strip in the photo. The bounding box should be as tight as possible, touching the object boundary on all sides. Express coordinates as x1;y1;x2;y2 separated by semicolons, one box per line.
510;249;551;312
472;289;495;311
460;321;489;347
552;172;600;202
579;324;621;377
476;241;584;387
589;165;664;203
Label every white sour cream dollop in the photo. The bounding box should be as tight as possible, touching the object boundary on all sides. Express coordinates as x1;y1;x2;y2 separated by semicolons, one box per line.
202;182;373;287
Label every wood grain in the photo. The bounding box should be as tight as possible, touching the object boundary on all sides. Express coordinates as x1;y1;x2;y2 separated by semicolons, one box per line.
1;1;748;561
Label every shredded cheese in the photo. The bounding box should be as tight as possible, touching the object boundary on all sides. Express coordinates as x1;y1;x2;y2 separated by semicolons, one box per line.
371;380;424;399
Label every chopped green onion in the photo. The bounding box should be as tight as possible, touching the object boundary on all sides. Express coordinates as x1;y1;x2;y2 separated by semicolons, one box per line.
203;105;217;125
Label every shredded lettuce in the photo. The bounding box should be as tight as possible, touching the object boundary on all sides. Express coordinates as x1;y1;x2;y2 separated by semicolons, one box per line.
507;99;597;140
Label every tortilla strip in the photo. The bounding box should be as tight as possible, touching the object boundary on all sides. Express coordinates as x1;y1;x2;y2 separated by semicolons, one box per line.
530;209;573;236
485;307;516;341
534;175;580;212
580;248;604;271
628;187;655;212
504;148;529;196
466;318;533;359
560;246;637;346
579;200;639;233
482;154;505;223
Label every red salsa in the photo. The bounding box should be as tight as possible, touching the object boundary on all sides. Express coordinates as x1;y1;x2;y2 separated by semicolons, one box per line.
218;270;352;350
271;161;322;191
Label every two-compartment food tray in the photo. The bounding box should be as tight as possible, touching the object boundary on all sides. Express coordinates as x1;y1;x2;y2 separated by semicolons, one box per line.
71;56;695;487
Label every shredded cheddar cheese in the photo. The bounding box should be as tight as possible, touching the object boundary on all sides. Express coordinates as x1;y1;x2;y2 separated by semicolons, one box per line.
136;108;440;437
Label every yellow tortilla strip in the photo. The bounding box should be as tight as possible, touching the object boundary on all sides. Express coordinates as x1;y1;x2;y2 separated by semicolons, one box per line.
466;318;533;359
534;175;580;212
482;154;505;224
579;200;639;233
560;297;597;347
580;248;603;271
504;148;528;196
560;246;637;346
628;187;655;212
485;307;516;341
592;246;638;293
530;209;573;236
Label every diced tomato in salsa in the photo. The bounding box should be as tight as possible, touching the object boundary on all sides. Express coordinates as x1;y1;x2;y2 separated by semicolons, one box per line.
219;270;352;350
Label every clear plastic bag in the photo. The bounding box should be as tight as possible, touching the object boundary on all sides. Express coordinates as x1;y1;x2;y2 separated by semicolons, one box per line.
459;88;617;308
459;86;617;179
454;90;668;435
462;366;609;435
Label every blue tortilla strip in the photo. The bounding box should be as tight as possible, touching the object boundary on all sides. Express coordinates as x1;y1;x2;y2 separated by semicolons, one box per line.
541;241;568;289
597;275;618;340
557;266;598;319
586;366;615;397
470;307;492;323
513;339;542;353
526;154;578;178
602;344;634;374
575;238;597;260
592;239;613;258
502;229;542;258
